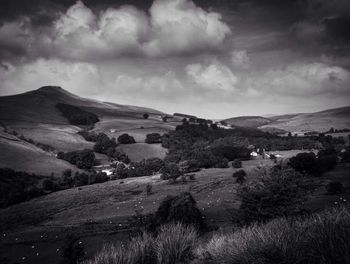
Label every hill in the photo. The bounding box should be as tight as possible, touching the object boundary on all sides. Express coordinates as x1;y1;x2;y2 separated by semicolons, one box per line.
223;116;272;128
260;106;350;133
0;86;175;174
224;106;350;133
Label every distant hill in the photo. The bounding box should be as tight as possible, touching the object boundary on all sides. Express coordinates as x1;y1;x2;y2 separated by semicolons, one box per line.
223;106;350;133
0;86;174;175
223;116;272;128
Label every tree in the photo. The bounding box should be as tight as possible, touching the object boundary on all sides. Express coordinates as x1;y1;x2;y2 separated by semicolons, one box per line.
143;113;149;119
288;152;317;175
153;192;207;231
145;133;162;144
118;133;136;144
160;162;182;181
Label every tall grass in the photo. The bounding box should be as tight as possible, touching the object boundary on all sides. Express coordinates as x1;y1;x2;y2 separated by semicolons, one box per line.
155;223;197;264
83;223;197;264
196;207;350;264
84;208;350;264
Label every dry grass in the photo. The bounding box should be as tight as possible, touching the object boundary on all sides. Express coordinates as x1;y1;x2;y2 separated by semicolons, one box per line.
196;207;350;264
84;223;197;264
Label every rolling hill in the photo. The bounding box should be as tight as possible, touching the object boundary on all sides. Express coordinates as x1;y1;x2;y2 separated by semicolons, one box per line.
0;86;175;175
223;106;350;133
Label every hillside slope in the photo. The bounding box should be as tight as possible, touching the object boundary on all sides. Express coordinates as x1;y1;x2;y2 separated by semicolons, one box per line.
260;106;350;133
223;116;272;128
224;107;350;133
0;86;174;174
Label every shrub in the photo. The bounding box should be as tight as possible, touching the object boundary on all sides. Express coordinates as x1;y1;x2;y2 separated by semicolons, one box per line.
143;113;149;119
93;172;108;183
56;103;99;126
145;183;152;196
232;159;242;168
233;170;246;184
155;223;197;264
145;133;162;144
326;181;344;194
153;192;207;231
118;133;136;144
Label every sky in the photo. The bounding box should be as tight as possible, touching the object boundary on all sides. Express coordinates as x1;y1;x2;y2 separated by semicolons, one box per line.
0;0;350;118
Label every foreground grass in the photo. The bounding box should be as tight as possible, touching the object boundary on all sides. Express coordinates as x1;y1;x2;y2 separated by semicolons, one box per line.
85;207;350;264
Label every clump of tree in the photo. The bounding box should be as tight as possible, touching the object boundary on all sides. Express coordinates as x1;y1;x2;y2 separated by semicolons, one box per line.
117;133;136;144
18;135;55;152
236;167;310;224
57;149;96;169
79;131;130;163
0;168;45;208
93;133;117;154
288;148;338;176
160;162;183;182
145;133;162;144
56;103;99;126
114;158;165;179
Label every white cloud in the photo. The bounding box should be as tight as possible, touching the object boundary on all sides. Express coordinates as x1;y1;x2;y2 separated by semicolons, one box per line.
0;0;231;61
247;62;350;96
186;61;238;91
0;59;103;95
231;50;250;69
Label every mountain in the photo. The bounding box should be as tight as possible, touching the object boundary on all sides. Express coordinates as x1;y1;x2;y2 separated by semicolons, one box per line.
0;86;174;175
224;106;350;133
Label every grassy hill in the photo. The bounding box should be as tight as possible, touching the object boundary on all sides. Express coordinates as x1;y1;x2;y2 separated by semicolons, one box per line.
0;86;177;174
260;106;350;133
223;106;350;133
223;116;272;128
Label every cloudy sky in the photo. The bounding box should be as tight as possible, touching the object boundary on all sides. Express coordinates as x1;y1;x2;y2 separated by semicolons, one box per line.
0;0;350;118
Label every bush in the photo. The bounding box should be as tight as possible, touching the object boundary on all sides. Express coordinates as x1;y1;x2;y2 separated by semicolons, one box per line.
233;170;246;184
56;103;99;126
145;133;162;144
143;113;149;119
196;208;350;264
232;159;242;168
118;133;136;144
145;183;152;196
326;181;344;194
153;192;207;232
